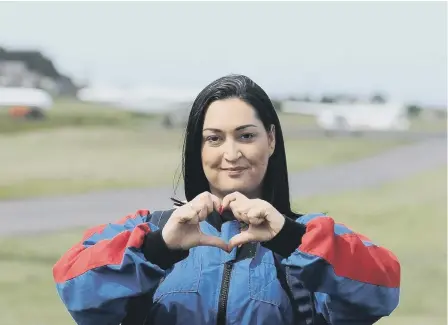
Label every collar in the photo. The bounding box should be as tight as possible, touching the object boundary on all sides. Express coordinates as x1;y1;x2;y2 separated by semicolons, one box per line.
206;210;236;232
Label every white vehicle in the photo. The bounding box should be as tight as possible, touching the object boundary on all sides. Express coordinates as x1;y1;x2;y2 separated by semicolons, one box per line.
0;87;53;118
316;102;410;134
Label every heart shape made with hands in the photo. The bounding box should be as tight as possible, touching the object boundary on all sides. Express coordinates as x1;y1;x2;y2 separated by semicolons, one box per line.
170;192;286;252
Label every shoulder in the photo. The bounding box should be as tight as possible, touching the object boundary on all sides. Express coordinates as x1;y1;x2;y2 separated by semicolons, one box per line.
294;212;328;225
147;208;177;229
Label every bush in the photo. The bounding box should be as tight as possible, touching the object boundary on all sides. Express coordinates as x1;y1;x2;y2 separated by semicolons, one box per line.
271;100;282;112
407;104;422;117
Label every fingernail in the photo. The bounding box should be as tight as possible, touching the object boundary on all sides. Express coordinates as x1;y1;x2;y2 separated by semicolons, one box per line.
218;206;223;214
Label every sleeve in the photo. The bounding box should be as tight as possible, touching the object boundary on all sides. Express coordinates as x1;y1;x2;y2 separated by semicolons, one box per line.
52;209;188;325
262;213;401;325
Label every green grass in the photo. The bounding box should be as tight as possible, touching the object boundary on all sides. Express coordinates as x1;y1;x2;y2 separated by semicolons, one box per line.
0;98;155;134
293;166;447;325
0;127;185;200
0;166;445;325
408;115;446;133
0;230;84;325
0;125;407;200
277;112;319;129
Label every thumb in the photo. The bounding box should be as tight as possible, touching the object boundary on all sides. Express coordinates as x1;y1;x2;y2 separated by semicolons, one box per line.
198;234;229;252
228;232;257;251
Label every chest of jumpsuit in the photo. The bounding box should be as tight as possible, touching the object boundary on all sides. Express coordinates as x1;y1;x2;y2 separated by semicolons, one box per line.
147;220;295;325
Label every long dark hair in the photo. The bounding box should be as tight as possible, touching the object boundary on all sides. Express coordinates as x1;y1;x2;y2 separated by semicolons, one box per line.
174;74;296;219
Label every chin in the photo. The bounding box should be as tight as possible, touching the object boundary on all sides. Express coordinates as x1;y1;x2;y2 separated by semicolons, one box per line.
218;179;260;196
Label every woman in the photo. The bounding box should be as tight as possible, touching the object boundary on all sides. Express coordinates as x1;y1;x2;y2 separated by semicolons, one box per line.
53;74;401;325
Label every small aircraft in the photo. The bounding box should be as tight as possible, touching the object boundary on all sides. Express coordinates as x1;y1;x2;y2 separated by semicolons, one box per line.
0;87;53;119
76;84;198;114
316;102;410;134
281;100;410;135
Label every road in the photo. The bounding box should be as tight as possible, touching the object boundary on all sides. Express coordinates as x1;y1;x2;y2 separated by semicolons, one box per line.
283;128;447;141
0;138;445;236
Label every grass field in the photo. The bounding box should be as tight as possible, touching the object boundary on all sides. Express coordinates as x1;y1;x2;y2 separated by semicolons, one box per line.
0;98;156;134
293;166;447;325
408;115;447;133
0;166;445;325
1;99;412;200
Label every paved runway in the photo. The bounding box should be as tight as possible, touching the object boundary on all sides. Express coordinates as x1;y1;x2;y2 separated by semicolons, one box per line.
0;137;445;236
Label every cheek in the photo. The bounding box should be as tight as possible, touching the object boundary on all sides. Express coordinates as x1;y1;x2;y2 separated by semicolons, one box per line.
246;144;270;171
201;147;219;171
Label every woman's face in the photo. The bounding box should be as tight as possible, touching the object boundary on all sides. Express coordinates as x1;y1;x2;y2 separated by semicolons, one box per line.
201;98;275;199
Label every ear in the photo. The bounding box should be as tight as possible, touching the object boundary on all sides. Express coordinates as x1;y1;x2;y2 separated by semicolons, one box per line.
268;124;276;157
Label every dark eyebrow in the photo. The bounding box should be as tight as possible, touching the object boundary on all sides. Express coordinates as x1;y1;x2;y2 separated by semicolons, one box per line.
203;124;258;132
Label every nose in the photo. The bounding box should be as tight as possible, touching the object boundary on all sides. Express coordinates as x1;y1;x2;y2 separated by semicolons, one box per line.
222;139;241;162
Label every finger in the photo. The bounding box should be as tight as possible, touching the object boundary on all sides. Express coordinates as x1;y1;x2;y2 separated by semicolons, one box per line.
199;234;229;252
184;193;216;224
228;232;258;251
246;208;266;225
209;193;222;212
198;194;213;221
205;192;221;214
179;203;200;223
248;216;264;226
179;213;198;224
195;192;219;219
230;203;250;224
221;192;240;211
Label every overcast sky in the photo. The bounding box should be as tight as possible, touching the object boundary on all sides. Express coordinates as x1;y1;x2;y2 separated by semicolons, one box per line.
0;1;446;106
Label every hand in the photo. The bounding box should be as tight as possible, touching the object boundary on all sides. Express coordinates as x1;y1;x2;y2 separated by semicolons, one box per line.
221;192;286;251
162;192;228;251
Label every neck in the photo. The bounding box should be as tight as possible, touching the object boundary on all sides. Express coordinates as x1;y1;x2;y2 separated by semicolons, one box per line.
210;187;262;201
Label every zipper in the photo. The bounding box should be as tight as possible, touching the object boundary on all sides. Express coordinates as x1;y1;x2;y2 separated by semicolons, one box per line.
216;261;234;325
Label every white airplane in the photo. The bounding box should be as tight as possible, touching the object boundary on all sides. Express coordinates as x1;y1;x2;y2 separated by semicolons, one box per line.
0;87;53;118
76;85;127;105
281;100;410;134
0;87;53;110
76;84;199;114
316;102;410;133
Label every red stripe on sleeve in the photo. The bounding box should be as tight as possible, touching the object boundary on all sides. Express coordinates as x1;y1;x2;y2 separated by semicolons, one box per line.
116;209;150;225
53;212;151;284
336;222;372;242
81;224;107;241
299;216;400;288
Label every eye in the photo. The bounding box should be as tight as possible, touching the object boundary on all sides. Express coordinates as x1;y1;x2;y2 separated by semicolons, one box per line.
240;133;256;141
205;135;221;144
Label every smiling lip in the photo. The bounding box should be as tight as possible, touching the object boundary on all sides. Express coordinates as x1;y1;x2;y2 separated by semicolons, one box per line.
222;167;248;176
222;167;247;171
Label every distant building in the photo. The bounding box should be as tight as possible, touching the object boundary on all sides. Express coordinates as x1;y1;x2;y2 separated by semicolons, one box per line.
0;47;79;96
